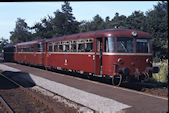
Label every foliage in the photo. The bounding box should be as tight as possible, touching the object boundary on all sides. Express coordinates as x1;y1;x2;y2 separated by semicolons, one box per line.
153;57;161;63
146;1;168;59
31;16;53;39
126;11;147;31
30;1;80;39
153;60;168;83
79;14;106;32
110;12;127;29
10;18;32;44
0;37;9;52
61;1;80;35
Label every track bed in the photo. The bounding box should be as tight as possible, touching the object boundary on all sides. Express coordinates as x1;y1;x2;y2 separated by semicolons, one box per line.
0;75;58;113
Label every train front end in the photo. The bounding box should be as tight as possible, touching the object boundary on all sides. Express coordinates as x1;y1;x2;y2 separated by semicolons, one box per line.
102;29;159;85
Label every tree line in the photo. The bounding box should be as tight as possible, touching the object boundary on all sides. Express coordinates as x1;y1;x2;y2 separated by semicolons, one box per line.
1;1;168;60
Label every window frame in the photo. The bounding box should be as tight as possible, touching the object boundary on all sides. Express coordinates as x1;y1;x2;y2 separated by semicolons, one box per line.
104;37;115;52
135;38;152;53
48;42;53;52
116;37;134;53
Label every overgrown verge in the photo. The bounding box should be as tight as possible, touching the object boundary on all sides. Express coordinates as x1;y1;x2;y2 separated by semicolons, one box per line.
148;60;168;86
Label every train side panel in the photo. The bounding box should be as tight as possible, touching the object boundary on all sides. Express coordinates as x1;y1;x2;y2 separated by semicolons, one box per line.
16;52;43;65
46;53;95;73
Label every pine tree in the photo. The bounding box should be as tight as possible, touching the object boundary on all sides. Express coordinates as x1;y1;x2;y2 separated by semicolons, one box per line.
61;1;79;35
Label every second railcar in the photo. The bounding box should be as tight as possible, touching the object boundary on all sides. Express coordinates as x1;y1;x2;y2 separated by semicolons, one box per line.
15;40;45;66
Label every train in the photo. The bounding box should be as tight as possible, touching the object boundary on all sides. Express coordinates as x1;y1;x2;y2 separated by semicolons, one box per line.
3;28;159;86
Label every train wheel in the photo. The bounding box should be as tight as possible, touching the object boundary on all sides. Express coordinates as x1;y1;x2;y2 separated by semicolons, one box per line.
112;75;122;86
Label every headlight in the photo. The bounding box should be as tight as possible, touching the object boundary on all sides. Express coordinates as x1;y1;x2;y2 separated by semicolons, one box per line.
118;58;124;64
146;58;152;64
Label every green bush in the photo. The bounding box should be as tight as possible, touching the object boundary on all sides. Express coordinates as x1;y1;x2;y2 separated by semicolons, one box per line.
153;61;168;83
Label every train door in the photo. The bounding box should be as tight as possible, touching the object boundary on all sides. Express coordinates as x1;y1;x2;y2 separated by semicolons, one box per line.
43;42;48;67
95;37;103;75
40;42;45;66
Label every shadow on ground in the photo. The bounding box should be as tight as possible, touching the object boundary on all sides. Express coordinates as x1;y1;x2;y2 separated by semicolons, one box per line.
0;71;36;90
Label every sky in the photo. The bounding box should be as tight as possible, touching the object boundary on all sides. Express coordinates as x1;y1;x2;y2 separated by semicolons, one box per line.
0;1;158;41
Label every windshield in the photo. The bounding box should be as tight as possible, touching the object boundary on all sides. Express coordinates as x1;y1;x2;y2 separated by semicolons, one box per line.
104;37;115;52
117;37;133;53
136;38;152;53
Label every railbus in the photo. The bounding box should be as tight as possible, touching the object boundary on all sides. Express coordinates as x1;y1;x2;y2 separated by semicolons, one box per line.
3;28;159;86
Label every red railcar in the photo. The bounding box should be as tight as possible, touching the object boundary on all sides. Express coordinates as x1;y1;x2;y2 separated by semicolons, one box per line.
14;39;45;66
5;28;159;85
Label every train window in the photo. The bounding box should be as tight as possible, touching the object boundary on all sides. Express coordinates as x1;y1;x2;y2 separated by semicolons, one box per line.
37;44;43;52
54;43;58;52
58;45;63;52
78;43;85;52
96;38;102;52
20;47;22;52
63;41;70;52
136;38;150;53
117;37;133;53
86;43;93;52
65;44;70;52
70;40;77;52
71;44;76;52
21;46;23;52
31;46;34;52
19;47;21;52
23;46;26;52
104;38;108;52
77;39;85;52
48;43;53;52
104;37;115;52
26;46;29;52
26;47;29;52
21;47;24;52
97;40;100;52
85;39;93;52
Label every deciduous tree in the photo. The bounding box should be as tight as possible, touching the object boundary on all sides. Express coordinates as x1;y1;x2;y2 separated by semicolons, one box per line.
10;18;32;44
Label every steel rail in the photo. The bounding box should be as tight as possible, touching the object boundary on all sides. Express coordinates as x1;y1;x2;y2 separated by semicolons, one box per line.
0;96;14;113
0;73;64;113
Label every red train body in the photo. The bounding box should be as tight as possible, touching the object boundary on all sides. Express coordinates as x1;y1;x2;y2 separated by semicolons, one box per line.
14;40;45;66
3;29;158;85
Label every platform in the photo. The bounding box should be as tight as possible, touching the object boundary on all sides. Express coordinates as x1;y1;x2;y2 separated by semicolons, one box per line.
0;62;168;113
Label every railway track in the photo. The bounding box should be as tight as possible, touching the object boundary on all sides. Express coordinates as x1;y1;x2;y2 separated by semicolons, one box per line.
0;96;14;113
0;73;64;113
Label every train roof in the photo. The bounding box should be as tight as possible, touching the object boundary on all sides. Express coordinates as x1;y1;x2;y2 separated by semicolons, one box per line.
15;39;44;46
46;28;150;42
14;28;150;46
